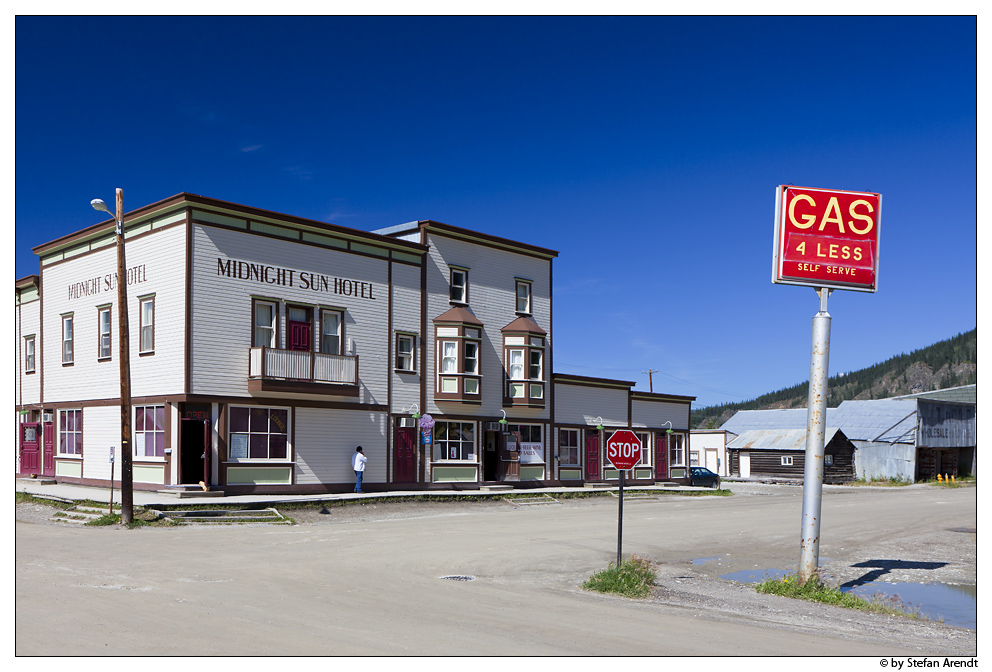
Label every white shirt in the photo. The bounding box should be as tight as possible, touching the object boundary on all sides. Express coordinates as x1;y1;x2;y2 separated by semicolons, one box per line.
352;452;367;472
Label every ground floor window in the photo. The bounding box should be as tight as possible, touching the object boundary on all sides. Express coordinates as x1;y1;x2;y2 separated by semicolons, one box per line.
433;421;475;461
669;433;685;467
135;405;165;458
559;428;580;466
636;432;652;467
229;406;288;460
781;455;793;466
689;451;699;466
59;409;82;455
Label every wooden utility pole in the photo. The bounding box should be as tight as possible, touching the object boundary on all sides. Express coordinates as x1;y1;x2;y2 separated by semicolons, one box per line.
114;189;133;525
642;369;657;393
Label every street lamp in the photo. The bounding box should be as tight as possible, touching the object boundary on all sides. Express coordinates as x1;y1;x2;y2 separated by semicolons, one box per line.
91;189;133;525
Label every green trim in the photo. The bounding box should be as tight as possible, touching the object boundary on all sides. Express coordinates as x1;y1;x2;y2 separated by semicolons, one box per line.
391;250;422;264
432;466;477;483
302;231;348;249
351;242;388;257
251;221;297;239
634;468;653;480
194;209;248;229
226;466;293;485
55;460;82;478
133;464;165;484
520;465;544;481
559;468;582;480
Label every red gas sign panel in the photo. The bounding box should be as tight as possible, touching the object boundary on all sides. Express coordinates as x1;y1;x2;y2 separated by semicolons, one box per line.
606;430;641;471
773;185;882;292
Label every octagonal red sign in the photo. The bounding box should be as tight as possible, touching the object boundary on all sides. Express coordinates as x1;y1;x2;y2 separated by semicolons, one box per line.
606;430;642;471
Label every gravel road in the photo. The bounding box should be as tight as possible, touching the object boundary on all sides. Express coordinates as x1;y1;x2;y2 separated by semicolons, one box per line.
15;481;976;656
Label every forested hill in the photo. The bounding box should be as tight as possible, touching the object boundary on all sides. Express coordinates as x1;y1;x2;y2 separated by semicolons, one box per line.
691;329;977;429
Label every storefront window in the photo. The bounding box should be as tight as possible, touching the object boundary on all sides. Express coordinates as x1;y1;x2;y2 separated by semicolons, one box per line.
433;421;475;461
559;428;580;466
135;405;165;458
669;433;685;467
229;406;288;460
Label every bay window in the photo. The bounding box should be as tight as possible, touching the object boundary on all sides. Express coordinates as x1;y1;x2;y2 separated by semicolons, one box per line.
432;316;483;403
502;326;546;407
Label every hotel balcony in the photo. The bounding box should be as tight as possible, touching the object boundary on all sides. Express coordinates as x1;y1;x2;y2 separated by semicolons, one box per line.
248;347;359;396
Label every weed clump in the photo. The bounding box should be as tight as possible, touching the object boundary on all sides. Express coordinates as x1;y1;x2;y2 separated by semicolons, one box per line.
583;555;657;599
754;573;922;619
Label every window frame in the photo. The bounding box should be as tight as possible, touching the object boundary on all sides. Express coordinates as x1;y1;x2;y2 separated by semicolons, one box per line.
502;334;546;407
781;455;794;466
134;405;166;460
97;305;112;360
24;335;36;374
227;406;291;462
433;421;476;461
138;295;155;354
824;453;834;467
395;333;416;372
636;432;652;467
433;324;483;403
61;313;74;365
669;433;686;467
319;308;343;355
449;267;468;304
58;409;82;456
515;279;532;314
558;428;580;466
252;299;279;348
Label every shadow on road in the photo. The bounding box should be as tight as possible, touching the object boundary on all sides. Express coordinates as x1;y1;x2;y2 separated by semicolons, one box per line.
841;559;947;589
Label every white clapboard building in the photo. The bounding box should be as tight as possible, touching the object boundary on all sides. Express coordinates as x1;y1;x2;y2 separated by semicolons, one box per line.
15;193;694;493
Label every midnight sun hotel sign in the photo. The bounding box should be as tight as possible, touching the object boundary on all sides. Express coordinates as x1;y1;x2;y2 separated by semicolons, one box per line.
772;185;882;292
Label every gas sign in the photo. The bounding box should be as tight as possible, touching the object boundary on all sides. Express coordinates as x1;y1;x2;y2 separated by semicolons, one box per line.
772;185;882;292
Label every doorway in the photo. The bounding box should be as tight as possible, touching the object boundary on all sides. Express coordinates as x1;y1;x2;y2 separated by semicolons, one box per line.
585;432;600;481
740;451;751;478
483;430;499;481
42;419;54;477
287;306;312;352
180;419;209;485
500;433;520;481
395;426;417;483
19;422;40;474
705;449;719;474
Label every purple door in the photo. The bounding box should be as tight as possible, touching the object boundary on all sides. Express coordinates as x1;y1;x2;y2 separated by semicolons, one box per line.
585;432;600;481
288;320;311;351
395;427;416;483
655;432;669;480
42;422;55;476
20;423;40;474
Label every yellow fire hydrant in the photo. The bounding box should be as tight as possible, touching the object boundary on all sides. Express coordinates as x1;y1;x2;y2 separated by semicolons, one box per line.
937;473;943;482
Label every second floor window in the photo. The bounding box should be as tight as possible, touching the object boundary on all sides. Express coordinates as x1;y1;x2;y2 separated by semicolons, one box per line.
139;296;155;353
98;306;112;359
253;300;277;348
62;315;74;364
396;334;415;371
24;336;35;373
515;280;532;314
321;309;342;355
450;268;468;303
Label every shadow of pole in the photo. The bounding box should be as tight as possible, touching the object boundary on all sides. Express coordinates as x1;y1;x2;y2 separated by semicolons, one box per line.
840;559;948;589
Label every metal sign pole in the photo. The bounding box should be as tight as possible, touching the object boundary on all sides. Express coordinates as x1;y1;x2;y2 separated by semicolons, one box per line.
799;287;832;584
617;470;624;566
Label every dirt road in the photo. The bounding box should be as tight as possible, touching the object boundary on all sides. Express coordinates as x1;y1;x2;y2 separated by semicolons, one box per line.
15;482;976;656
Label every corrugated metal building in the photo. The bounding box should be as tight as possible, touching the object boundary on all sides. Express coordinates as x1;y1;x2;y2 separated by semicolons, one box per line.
726;427;856;483
720;385;976;482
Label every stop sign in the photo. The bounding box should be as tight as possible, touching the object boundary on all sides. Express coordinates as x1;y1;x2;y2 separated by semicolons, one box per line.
606;430;641;471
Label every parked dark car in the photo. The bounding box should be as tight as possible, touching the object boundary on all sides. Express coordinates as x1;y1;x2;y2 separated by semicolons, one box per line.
689;467;720;488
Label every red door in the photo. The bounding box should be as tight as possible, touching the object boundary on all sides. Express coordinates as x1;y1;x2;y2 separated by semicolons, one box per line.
19;423;41;474
655;432;669;480
585;432;600;481
288;321;311;351
395;427;416;483
42;421;55;476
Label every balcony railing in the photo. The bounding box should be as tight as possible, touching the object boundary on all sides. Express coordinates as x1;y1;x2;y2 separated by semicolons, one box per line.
249;347;358;386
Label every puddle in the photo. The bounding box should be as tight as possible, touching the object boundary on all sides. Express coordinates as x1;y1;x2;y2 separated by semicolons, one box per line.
719;568;791;582
692;556;722;565
841;582;976;630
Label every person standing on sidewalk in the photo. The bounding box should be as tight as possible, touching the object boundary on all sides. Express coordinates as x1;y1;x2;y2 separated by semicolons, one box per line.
352;446;367;493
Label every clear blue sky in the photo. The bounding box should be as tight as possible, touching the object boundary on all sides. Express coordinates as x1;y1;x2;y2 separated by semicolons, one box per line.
14;16;978;408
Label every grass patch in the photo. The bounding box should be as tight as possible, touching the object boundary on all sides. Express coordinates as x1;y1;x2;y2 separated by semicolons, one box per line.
754;573;923;620
850;476;912;487
583;555;657;599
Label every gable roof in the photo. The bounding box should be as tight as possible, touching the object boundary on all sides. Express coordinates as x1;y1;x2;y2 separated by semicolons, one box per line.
721;399;919;444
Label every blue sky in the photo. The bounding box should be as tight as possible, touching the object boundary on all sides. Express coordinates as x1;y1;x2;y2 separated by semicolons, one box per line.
14;16;978;408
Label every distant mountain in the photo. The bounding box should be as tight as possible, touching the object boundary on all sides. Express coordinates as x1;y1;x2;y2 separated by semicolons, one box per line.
691;329;977;429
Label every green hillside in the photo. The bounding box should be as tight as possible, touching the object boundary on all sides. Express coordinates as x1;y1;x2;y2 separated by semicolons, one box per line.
691;329;977;429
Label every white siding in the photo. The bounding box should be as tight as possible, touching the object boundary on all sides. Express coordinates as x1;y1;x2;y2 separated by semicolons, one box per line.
424;232;552;419
189;225;391;402
553;382;629;426
390;262;422;413
294;407;387;484
16;298;41;407
631;399;690;430
80;405;120;482
41;225;187;403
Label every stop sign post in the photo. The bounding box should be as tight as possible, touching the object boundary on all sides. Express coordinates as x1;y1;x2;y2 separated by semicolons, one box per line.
607;430;642;566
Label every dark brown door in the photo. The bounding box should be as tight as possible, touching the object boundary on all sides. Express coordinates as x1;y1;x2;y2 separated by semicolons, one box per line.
395;427;416;483
20;423;41;474
42;422;55;476
500;435;520;481
655;432;669;480
585;432;600;481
